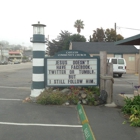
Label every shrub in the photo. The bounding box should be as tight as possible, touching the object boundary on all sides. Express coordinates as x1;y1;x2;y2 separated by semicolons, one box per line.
122;95;140;127
36;86;100;106
36;89;67;105
86;91;95;105
122;97;134;114
68;93;79;105
129;105;140;127
84;86;100;95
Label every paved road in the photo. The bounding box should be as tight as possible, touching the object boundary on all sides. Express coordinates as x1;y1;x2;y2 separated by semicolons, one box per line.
0;63;140;140
0;63;85;140
113;73;139;106
0;62;32;72
84;105;140;140
114;73;139;94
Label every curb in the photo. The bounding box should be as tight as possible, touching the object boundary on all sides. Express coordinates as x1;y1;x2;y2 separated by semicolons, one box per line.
105;102;117;107
77;104;89;124
77;104;96;140
119;93;134;99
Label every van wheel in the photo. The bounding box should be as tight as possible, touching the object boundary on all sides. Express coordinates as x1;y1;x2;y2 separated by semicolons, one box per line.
118;74;122;77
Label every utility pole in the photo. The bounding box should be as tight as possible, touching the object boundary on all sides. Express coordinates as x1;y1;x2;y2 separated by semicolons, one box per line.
115;23;117;41
0;44;3;61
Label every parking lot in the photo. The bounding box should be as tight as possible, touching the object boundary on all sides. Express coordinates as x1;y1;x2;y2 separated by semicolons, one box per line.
0;63;85;140
113;73;139;106
114;73;139;93
0;63;139;140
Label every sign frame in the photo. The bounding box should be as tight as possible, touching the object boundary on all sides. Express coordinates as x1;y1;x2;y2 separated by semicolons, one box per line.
45;50;100;87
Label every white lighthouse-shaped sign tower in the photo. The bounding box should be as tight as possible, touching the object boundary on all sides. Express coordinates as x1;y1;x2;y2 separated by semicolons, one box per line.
30;21;46;99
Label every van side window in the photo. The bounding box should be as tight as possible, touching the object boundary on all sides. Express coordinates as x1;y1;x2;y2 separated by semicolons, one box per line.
111;59;117;64
118;59;124;64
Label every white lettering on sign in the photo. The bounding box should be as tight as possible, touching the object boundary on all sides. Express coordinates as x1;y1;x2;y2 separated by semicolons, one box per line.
47;59;98;86
56;60;67;65
49;70;66;74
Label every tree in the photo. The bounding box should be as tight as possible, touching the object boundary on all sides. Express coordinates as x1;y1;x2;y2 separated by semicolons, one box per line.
74;19;84;34
116;34;124;41
90;28;124;42
89;35;92;42
48;30;71;56
91;28;105;42
0;40;9;48
70;34;86;42
48;31;86;56
105;28;124;42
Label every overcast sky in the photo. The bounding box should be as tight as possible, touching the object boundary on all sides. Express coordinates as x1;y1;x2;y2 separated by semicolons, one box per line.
0;0;140;47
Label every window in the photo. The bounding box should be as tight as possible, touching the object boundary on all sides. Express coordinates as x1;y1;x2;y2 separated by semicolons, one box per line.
129;56;135;61
111;59;117;64
114;54;122;58
118;59;124;64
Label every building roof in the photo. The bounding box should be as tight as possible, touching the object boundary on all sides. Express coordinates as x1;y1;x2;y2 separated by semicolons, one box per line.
71;42;139;54
115;34;140;45
9;51;21;55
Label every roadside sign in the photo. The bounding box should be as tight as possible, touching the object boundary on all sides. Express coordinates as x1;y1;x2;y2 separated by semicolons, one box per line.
45;50;100;87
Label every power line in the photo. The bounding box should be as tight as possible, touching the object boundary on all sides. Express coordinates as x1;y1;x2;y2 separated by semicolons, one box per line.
117;26;140;31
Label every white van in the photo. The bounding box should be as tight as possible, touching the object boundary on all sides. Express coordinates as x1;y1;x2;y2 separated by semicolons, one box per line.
107;57;126;77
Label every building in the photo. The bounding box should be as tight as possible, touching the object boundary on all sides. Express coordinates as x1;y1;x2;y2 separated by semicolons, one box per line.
0;49;9;63
69;42;139;74
9;51;23;62
115;34;140;83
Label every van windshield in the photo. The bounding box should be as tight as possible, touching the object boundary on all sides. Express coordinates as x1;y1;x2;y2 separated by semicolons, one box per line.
118;59;124;64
